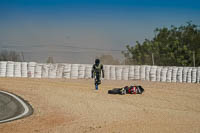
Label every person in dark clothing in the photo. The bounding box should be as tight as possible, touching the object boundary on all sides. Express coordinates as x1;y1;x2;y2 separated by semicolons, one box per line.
91;59;104;90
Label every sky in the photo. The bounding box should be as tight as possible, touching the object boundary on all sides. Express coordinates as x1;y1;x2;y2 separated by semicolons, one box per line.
0;0;200;63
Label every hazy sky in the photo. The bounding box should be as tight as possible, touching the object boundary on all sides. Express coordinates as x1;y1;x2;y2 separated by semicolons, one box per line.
0;0;200;63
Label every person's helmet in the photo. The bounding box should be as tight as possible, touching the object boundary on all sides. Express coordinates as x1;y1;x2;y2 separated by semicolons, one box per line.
95;59;100;64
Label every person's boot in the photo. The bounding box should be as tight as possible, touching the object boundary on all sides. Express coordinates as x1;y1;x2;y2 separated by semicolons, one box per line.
95;84;98;90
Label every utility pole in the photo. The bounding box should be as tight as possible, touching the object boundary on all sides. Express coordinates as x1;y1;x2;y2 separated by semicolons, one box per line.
152;53;155;66
193;51;195;67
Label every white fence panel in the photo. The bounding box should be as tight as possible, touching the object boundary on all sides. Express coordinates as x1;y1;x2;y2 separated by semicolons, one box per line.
166;67;172;82
56;64;65;78
35;64;42;78
161;67;168;82
156;66;162;82
28;62;36;78
41;64;50;78
140;65;146;80
191;68;197;83
49;64;58;78
85;64;92;79
63;64;71;79
71;64;79;79
0;61;7;77
104;65;110;80
187;67;192;83
197;67;200;83
128;66;134;80
110;66;116;80
1;61;200;84
14;62;21;77
21;62;28;78
183;67;189;82
6;61;14;77
177;67;183;83
150;66;157;81
145;66;151;81
172;67;178;83
134;65;140;80
116;66;122;80
78;64;85;79
122;66;129;80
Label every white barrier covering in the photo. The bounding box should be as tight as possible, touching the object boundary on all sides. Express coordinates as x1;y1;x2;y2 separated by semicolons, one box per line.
191;68;197;83
166;67;172;82
28;62;36;78
187;67;192;83
197;67;200;83
0;61;7;77
35;64;42;78
140;65;146;80
21;62;28;78
156;66;162;82
71;64;79;79
78;64;85;79
177;67;183;83
56;64;65;78
1;61;200;84
41;64;50;78
172;67;178;83
63;64;71;79
145;66;151;81
104;65;110;80
134;65;140;80
128;66;134;80
85;64;92;79
150;66;157;81
122;66;129;80
14;62;21;77
116;66;122;80
161;67;168;82
49;64;58;78
182;67;189;82
110;65;116;80
6;61;14;77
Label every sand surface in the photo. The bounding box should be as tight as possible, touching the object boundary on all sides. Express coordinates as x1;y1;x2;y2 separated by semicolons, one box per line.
0;78;200;133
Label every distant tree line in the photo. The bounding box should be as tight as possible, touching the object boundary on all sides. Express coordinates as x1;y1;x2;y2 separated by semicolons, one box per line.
96;54;121;65
0;50;24;62
122;22;200;66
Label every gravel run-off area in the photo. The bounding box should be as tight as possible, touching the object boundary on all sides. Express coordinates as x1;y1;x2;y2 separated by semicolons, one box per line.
0;78;200;133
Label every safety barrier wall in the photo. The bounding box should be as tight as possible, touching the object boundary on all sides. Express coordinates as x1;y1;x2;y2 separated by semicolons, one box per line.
0;61;200;83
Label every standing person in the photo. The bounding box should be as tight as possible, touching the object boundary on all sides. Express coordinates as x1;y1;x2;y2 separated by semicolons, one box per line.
91;59;104;90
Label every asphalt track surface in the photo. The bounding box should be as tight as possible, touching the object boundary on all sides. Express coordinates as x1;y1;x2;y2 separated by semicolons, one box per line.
0;90;33;123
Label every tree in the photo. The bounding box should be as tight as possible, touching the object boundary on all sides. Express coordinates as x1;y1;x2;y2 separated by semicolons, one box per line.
122;22;200;66
96;54;121;65
46;56;54;64
0;50;24;62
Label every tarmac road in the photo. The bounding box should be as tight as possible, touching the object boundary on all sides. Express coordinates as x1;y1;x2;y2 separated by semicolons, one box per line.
0;90;33;123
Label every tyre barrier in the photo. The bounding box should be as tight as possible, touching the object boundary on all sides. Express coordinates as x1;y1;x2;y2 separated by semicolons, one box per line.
0;61;199;83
